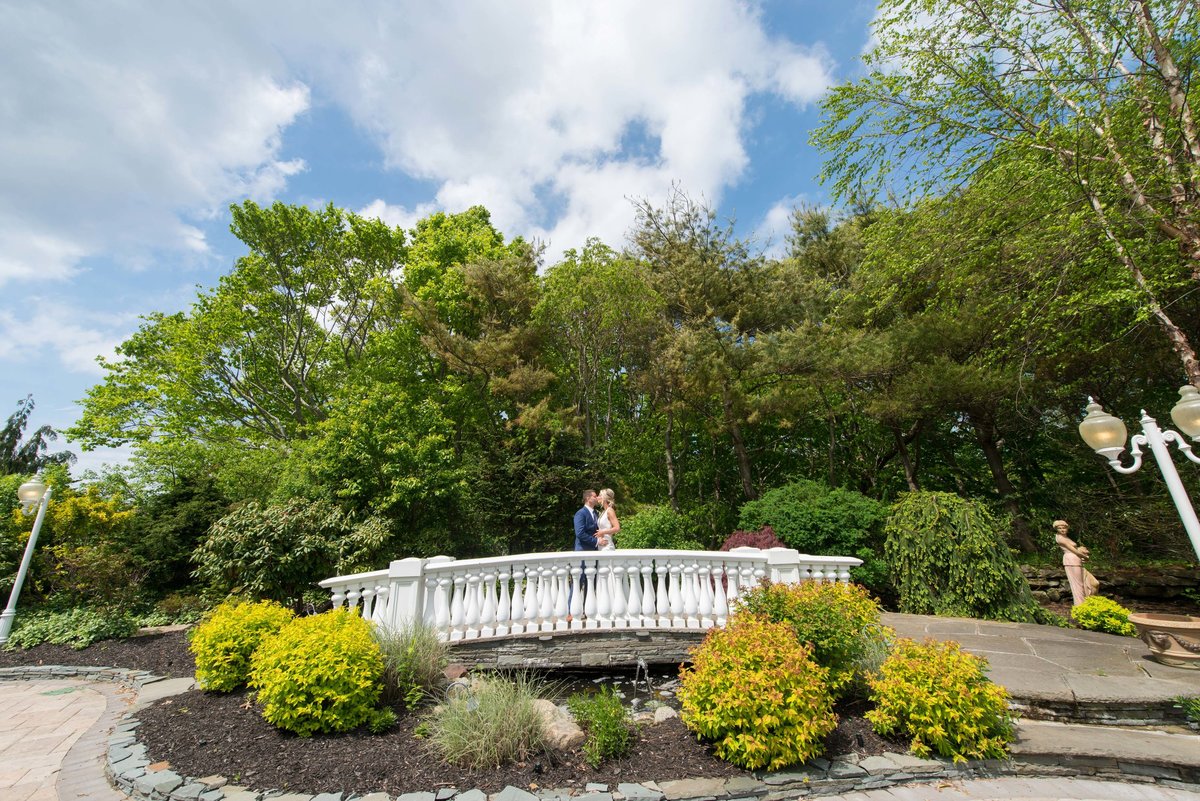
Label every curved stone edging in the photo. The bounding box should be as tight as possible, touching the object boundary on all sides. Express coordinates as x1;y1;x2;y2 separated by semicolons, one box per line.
2;665;1198;801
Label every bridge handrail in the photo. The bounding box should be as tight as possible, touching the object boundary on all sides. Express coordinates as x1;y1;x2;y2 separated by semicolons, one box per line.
319;547;862;642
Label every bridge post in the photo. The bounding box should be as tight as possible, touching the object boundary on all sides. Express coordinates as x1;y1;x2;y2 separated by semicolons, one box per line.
386;557;427;630
766;547;803;584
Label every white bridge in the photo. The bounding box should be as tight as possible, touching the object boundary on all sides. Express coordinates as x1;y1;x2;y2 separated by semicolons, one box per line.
320;547;862;643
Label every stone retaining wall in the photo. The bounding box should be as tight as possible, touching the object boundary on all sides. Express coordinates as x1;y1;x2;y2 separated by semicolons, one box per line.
449;629;706;669
1022;565;1200;604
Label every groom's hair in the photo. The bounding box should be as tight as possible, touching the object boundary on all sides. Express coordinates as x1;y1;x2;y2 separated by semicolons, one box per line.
582;489;597;503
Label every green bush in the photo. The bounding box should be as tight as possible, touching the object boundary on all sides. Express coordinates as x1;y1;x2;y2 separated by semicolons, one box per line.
678;616;836;770
737;480;888;593
192;499;390;608
568;686;634;767
250;608;385;737
426;673;547;769
189;599;294;692
735;581;886;697
1070;596;1136;637
5;607;138;650
867;638;1015;762
884;492;1043;622
1175;696;1200;727
375;621;449;711
618;505;704;550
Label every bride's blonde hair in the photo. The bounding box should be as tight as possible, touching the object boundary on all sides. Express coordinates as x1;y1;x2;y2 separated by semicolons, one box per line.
599;488;616;508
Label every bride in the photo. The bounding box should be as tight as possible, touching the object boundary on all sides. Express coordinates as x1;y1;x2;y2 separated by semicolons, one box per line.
596;488;620;550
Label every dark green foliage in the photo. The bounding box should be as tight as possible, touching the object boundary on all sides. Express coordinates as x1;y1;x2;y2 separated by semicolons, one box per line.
5;607;137;649
192;499;391;608
0;395;74;474
128;475;229;594
617;505;704;550
737;480;888;592
567;687;634;768
884;492;1043;621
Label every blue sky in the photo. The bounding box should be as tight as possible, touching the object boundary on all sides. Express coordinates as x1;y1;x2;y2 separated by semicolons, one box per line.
0;1;880;476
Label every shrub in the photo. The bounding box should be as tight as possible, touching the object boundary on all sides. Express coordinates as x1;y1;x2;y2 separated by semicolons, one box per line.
719;525;786;551
867;638;1015;762
5;607;138;650
1070;596;1136;637
426;672;547;769
1175;696;1200;727
375;621;449;711
735;581;885;696
678;616;836;770
618;505;704;550
568;686;634;768
737;480;888;593
192;499;390;608
250;608;384;737
884;492;1042;622
189;599;294;692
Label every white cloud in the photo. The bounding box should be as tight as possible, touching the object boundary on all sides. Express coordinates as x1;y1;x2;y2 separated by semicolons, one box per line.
357;200;440;234
0;2;309;286
754;194;809;258
0;297;135;375
254;0;834;254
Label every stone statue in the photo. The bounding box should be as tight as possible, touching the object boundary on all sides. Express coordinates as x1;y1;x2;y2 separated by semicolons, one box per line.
1054;519;1098;606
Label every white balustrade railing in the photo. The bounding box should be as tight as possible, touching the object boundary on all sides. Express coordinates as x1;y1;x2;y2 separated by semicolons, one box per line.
319;547;862;642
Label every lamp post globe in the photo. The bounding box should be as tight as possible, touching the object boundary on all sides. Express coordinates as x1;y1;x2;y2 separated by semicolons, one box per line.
1078;398;1128;460
1170;385;1200;439
17;477;47;512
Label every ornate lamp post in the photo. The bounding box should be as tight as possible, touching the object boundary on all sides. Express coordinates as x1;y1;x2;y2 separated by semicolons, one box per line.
1078;386;1200;562
0;476;53;645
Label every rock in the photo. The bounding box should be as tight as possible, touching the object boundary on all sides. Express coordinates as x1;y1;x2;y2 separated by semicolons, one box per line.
653;706;678;724
534;699;586;750
444;663;469;680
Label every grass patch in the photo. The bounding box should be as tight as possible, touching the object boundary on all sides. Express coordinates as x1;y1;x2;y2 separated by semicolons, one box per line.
426;672;547;769
375;621;449;711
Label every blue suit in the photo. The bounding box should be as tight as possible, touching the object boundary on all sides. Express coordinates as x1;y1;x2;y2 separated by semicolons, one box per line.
574;505;599;551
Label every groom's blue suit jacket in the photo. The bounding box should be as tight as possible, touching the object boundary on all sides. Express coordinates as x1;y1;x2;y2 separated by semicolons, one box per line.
573;506;598;551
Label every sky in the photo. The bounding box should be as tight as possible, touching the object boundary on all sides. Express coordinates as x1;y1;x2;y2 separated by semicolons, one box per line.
0;0;880;477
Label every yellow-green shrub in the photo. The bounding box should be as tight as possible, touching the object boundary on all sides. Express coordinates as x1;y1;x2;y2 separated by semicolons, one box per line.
189;599;294;692
1071;596;1136;637
735;580;883;696
867;638;1014;762
678;616;836;771
250;608;384;737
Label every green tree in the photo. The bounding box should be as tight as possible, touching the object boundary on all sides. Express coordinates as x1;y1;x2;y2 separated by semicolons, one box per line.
815;0;1200;383
0;396;74;474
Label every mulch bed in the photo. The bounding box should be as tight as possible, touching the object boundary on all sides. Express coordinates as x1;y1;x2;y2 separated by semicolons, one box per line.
0;629;905;796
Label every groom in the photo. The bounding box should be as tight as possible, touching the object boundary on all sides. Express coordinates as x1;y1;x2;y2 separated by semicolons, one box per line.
573;489;600;551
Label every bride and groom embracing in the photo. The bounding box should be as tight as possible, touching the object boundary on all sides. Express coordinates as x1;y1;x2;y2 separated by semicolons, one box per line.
572;488;620;552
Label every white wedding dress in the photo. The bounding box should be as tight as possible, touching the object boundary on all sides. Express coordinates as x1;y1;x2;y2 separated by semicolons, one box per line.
597;507;617;550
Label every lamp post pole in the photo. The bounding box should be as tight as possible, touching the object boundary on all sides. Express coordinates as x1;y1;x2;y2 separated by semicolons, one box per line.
1080;390;1200;562
0;483;52;645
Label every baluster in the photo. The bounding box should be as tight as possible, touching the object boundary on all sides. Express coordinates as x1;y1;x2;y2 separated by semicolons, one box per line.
640;561;656;627
713;563;729;627
626;561;643;628
810;564;825;583
839;564;853;583
655;561;670;627
682;562;700;628
569;563;584;629
449;574;466;642
725;563;742;608
610;563;628;628
595;561;613;628
433;574;452;640
330;587;346;609
668;561;684;629
362;585;378;620
538;566;555;632
495;568;511;636
553;564;570;630
464;573;481;640
583;561;599;629
479;569;497;638
698;564;714;628
422;576;437;624
347;586;362;613
525;563;544;633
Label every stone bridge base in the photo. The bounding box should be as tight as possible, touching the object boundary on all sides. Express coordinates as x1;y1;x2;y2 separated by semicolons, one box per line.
449;629;708;669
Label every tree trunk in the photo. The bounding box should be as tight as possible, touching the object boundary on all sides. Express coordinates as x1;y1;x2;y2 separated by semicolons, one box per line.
664;409;679;513
722;385;757;500
892;426;920;491
970;414;1037;553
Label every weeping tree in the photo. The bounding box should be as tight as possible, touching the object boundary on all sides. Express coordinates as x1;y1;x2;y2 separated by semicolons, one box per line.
0;395;74;475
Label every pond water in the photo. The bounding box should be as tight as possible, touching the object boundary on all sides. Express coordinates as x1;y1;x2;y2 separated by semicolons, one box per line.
535;663;684;711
